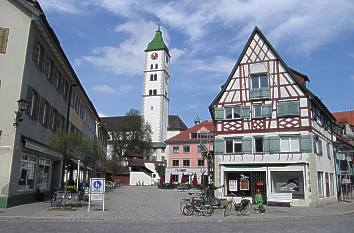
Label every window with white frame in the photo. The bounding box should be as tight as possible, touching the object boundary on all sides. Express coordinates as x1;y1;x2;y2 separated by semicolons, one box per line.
253;105;262;118
183;159;190;167
173;146;179;153
225;138;242;153
251;73;268;89
172;160;179;166
225;106;241;119
183;145;190;153
280;136;300;152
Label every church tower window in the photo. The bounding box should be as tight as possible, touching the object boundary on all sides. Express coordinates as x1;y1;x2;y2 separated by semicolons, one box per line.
155;64;158;69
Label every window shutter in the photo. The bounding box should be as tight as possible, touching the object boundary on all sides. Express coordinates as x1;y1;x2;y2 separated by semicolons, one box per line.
214;108;224;120
214;138;225;154
288;101;300;115
262;104;272;117
263;137;270;153
300;135;313;153
240;106;250;119
242;137;252;153
0;28;9;53
277;102;287;116
268;136;280;153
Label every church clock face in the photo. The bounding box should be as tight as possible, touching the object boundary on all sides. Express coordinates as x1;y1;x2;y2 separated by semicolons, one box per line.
151;52;158;60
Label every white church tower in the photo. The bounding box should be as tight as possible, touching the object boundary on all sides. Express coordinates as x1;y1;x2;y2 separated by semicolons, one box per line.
142;23;170;144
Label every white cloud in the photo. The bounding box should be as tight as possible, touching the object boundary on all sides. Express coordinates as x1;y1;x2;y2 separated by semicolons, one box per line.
351;75;354;81
39;0;85;14
92;85;116;93
76;20;156;76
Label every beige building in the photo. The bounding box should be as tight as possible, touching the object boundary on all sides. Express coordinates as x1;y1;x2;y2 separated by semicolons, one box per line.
0;0;107;207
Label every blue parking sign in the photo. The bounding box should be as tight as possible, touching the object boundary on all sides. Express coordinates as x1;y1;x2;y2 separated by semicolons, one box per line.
90;178;105;193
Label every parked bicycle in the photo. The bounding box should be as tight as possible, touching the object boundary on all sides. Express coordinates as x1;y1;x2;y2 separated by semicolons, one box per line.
182;194;213;216
50;191;81;207
224;193;252;217
179;191;206;214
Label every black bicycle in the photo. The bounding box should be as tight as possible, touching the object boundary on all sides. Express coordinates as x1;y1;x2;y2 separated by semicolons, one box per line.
224;193;252;216
182;193;213;216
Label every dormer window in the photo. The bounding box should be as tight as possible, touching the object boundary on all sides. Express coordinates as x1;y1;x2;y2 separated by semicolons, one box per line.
250;73;269;99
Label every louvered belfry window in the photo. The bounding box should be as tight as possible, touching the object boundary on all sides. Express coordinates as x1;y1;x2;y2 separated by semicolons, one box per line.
0;27;9;53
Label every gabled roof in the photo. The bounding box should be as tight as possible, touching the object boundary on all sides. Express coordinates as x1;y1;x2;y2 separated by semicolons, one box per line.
208;26;335;122
166;120;214;143
101;114;187;132
332;110;354;125
168;115;188;131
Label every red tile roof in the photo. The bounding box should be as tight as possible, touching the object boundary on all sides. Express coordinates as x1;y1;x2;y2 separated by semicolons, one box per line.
332;111;354;125
166;119;215;143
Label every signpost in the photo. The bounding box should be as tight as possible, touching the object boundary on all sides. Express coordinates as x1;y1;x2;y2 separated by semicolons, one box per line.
88;178;105;212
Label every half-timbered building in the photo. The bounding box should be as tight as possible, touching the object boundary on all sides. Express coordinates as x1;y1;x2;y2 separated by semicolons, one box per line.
210;26;338;207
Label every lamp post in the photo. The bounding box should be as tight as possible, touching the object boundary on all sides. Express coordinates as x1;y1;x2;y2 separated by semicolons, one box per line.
13;98;30;127
77;159;80;192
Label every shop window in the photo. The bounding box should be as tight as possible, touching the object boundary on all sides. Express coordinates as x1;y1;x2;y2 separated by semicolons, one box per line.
18;154;37;191
172;160;179;166
318;171;324;197
38;158;52;190
271;171;304;199
280;136;300;152
173;146;179;153
225;172;251;196
172;174;178;182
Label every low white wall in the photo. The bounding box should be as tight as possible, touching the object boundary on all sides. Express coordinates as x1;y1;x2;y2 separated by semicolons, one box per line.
130;172;152;186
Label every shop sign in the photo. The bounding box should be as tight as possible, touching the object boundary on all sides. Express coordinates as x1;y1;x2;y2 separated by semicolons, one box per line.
256;181;264;186
229;180;238;191
240;180;249;190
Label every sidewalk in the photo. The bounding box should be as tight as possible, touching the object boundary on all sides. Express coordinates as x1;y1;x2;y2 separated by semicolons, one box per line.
0;186;353;221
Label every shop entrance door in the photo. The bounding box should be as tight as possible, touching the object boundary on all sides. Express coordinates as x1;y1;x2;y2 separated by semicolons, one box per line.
251;171;267;203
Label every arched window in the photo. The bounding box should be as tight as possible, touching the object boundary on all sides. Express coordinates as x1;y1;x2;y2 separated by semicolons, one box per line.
149;90;152;95
150;74;153;81
154;74;157;81
153;89;157;95
150;64;153;69
155;64;158;69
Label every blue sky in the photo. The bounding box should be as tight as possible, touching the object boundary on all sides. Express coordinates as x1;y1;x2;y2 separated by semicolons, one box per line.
40;0;354;127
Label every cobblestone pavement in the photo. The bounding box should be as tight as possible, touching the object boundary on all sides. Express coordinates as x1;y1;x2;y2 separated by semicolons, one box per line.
0;186;353;221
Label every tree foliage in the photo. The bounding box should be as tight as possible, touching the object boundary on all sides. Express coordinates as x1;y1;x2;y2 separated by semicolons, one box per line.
108;109;152;170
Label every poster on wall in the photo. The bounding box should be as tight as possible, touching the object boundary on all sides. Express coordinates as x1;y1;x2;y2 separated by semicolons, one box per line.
229;180;238;191
240;179;249;190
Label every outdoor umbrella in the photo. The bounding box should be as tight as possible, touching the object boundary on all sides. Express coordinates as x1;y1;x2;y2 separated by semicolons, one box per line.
160;174;164;185
181;173;187;184
169;173;173;184
192;173;198;186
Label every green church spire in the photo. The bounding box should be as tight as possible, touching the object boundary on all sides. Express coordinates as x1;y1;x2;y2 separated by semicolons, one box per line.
145;20;169;54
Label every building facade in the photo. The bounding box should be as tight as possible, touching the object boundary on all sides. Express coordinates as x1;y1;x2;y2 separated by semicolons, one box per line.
0;0;106;207
165;120;214;184
210;27;338;207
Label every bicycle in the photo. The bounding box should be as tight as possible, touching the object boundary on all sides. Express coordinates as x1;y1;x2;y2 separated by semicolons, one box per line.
179;191;206;214
182;195;213;216
224;193;252;217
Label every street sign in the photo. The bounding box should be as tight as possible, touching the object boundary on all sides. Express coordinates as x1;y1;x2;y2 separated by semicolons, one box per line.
90;178;105;193
88;178;105;212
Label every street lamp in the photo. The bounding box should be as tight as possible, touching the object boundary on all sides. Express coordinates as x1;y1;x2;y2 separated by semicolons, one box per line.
13;98;30;127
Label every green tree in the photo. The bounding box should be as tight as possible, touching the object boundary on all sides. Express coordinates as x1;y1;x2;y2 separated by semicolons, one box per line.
108;109;152;174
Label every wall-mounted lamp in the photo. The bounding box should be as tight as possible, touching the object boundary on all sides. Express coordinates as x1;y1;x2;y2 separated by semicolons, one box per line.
13;99;30;127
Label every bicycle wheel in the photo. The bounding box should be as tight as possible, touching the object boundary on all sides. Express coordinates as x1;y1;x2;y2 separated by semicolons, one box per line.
179;198;190;214
202;205;213;216
183;204;194;216
224;202;233;217
240;202;251;216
